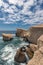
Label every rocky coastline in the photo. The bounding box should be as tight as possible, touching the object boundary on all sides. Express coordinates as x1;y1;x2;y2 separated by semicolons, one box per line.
14;24;43;65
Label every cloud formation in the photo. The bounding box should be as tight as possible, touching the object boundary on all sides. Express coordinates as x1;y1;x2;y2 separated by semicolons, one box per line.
0;0;43;25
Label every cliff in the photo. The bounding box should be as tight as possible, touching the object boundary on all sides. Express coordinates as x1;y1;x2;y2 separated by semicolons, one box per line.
16;28;29;38
27;24;43;44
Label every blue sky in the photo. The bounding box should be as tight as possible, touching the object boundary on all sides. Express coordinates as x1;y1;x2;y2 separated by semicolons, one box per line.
0;0;43;30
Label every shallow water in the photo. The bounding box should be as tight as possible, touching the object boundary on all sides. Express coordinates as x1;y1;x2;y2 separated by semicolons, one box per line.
0;36;29;65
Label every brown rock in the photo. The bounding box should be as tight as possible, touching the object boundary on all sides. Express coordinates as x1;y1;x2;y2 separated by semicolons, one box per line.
26;44;38;59
27;24;43;44
27;47;43;65
37;35;43;48
26;46;34;59
2;33;13;41
14;47;27;63
16;28;29;38
29;44;38;52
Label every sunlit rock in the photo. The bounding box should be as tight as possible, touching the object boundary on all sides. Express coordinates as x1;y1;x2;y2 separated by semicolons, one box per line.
25;44;38;59
27;24;43;44
16;28;29;38
2;33;13;41
37;35;43;48
27;47;43;65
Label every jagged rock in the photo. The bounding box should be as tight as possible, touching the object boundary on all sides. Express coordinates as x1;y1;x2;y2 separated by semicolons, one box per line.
37;35;43;48
27;47;43;65
27;24;43;44
26;44;38;59
14;44;38;63
16;24;43;44
2;33;13;41
14;47;27;63
26;45;34;59
29;44;38;52
16;28;29;38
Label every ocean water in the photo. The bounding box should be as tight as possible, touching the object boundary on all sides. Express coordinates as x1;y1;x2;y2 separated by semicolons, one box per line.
0;31;29;65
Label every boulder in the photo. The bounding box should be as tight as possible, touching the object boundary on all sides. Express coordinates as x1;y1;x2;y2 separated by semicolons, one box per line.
16;28;29;38
26;44;38;59
37;35;43;48
14;47;27;63
29;44;38;52
27;24;43;44
27;47;43;65
2;33;13;41
14;44;38;63
26;46;34;59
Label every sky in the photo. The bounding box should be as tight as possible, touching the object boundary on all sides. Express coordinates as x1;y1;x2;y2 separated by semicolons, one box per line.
0;0;43;30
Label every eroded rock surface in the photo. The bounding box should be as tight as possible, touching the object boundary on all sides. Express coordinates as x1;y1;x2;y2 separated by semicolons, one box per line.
27;47;43;65
2;33;13;41
14;47;27;63
16;28;29;38
37;35;43;48
14;44;38;63
27;24;43;44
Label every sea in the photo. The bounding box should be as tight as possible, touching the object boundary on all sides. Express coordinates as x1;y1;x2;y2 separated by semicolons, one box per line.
0;31;29;65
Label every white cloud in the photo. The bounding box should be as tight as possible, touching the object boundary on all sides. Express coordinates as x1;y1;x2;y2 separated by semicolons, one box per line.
9;0;24;6
4;22;14;24
21;0;34;14
0;0;3;6
0;0;43;25
0;18;5;20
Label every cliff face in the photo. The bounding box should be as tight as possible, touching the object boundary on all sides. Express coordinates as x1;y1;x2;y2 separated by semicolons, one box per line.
27;24;43;44
27;47;43;65
16;28;29;38
16;24;43;44
15;24;43;65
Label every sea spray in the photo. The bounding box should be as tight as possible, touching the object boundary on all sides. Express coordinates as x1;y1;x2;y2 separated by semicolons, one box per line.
0;37;29;65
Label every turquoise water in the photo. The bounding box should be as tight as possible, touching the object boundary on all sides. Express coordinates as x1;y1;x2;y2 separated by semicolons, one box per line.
0;36;29;65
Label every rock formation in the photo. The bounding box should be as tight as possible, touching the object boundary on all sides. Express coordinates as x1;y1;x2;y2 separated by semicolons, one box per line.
37;35;43;48
25;44;38;59
14;47;27;63
14;44;38;63
16;24;43;44
15;24;43;65
16;28;29;38
27;47;43;65
2;33;13;41
27;34;43;65
27;24;43;44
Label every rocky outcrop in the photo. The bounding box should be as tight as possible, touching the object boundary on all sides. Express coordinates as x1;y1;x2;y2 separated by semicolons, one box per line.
16;28;29;38
15;24;43;64
27;24;43;44
37;35;43;48
14;47;27;63
26;44;38;59
27;35;43;65
16;24;43;44
27;47;43;65
14;44;38;63
2;33;13;41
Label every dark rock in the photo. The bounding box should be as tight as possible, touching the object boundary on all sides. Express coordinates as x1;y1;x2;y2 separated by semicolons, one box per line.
14;48;27;63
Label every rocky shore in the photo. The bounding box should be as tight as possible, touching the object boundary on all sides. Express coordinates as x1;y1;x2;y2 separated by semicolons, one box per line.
14;24;43;65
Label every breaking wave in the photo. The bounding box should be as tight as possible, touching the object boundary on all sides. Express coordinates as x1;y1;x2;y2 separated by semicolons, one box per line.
0;36;29;65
